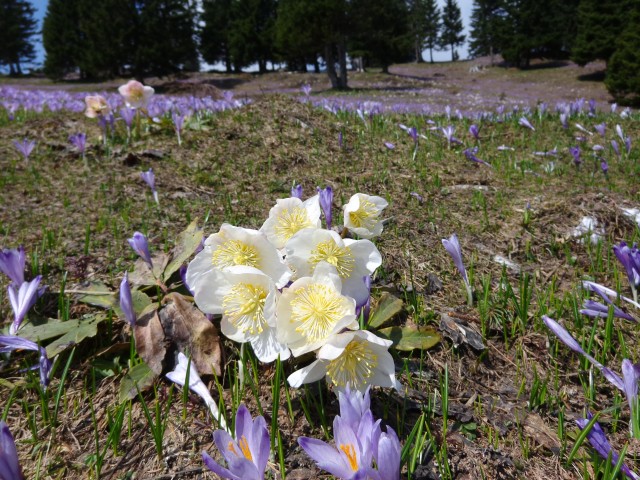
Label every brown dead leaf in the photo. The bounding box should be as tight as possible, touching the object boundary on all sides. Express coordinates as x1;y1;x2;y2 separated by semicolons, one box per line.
134;304;167;375
159;293;223;377
523;412;561;453
128;253;170;286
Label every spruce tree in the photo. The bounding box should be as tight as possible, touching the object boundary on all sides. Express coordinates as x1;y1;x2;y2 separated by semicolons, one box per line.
274;0;321;71
42;0;82;79
0;0;37;75
228;0;277;72
439;0;465;62
200;0;235;72
407;0;440;63
423;0;441;63
469;0;506;63
605;3;640;104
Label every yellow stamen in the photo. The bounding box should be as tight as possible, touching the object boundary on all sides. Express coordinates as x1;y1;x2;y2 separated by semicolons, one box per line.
326;340;378;389
238;435;253;461
212;240;260;268
275;206;313;242
349;200;379;230
290;284;345;342
227;441;237;455
339;443;358;471
309;241;355;278
222;283;267;334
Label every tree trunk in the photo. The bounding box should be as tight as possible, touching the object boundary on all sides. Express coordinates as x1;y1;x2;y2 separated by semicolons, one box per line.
313;57;320;73
337;40;348;89
451;44;455;62
325;44;340;89
415;37;425;63
430;47;434;64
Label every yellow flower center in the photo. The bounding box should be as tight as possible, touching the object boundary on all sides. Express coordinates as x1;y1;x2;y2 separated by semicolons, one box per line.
326;340;378;389
290;284;345;342
212;240;260;269
309;241;355;278
339;443;358;471
238;435;253;461
349;200;379;230
222;283;267;334
275;206;312;243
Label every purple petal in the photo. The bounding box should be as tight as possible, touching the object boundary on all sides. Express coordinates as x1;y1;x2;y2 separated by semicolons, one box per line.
376;428;401;480
202;451;241;480
622;359;640;419
0;421;23;480
542;316;624;390
441;234;469;285
291;184;303;199
119;272;136;327
318;186;333;229
127;232;153;269
298;437;353;479
0;246;26;286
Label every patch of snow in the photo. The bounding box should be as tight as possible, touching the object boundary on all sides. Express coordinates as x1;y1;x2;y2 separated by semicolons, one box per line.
571;216;604;244
622;207;640;228
493;255;521;273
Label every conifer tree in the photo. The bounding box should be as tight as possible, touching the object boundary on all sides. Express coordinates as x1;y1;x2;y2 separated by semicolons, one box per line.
228;0;277;72
42;0;82;79
469;0;506;63
439;0;465;62
605;2;640;104
274;0;321;71
0;0;37;75
407;0;440;63
200;0;235;72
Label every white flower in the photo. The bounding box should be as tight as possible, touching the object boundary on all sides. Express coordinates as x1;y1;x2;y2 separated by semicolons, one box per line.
166;353;228;431
285;228;381;306
276;262;357;357
342;193;388;239
287;330;399;391
84;95;110;118
191;265;290;363
260;196;321;249
186;224;291;289
118;80;154;109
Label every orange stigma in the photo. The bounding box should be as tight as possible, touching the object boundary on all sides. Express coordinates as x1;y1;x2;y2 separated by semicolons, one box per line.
238;435;253;461
339;443;358;471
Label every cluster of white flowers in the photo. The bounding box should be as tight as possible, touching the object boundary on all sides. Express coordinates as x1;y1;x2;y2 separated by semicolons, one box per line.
186;192;399;392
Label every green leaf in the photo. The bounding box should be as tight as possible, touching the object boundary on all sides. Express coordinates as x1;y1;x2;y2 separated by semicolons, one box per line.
113;290;153;322
20;314;106;357
377;326;441;351
75;281;115;309
368;292;403;329
119;362;158;402
163;219;203;282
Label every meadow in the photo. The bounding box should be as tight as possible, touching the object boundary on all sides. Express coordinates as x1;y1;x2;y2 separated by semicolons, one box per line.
0;60;639;479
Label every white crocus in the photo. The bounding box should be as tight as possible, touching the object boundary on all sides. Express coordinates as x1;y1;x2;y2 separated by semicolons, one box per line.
342;193;388;239
166;352;228;431
192;265;289;363
276;262;358;357
186;223;291;290
287;330;399;392
118;80;155;109
285;228;382;306
260;195;321;249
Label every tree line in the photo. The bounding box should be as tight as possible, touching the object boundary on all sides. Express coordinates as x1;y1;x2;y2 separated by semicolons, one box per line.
1;0;639;102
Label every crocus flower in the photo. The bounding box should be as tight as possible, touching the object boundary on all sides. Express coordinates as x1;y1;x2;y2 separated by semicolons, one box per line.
594;122;606;137
441;125;456;146
384;141;395;150
442;234;472;306
172;111;185;146
166;353;226;430
127;232;153;269
625;136;632;154
569;146;581;166
559;113;568;129
13;139;36;162
0;246;25;286
0;421;24;480
318;186;333;229
617;124;625;141
464;147;492;168
612;140;621;159
69;132;86;155
469;124;480;140
518;116;535;131
8;276;43;335
119;272;136;327
140;168;159;204
118;80;154;109
202;404;269;480
301;84;312;96
342;193;388;240
580;299;635;322
410;192;423;203
601;159;608;176
0;335;52;389
576;414;640;480
575;123;592;135
120;107;135;135
408;127;418;144
542;315;624;390
291;184;303;199
613;241;640;301
622;359;640;438
84;95;110;118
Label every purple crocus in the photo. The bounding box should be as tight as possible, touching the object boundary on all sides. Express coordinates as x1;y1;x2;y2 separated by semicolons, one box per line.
617;124;625;141
601;159;609;176
518;116;535;131
202;404;270;480
318;186;333;229
442;125;456;146
120;107;135;136
569;146;581;167
442;234;473;306
542;315;624;390
576;414;639;480
69;133;86;157
625;136;632;154
119;272;136;327
0;246;26;286
612;140;621;159
140;168;159;204
469;124;480;140
580;299;635;322
0;335;52;390
408;127;418;144
127;232;153;269
13;139;36;162
464;148;492;168
613;241;640;302
8;276;43;335
0;421;24;479
594;122;606;137
171;111;185;146
301;84;312;96
559;113;568;129
291;184;303;199
384;141;395;150
298;387;401;480
622;359;640;438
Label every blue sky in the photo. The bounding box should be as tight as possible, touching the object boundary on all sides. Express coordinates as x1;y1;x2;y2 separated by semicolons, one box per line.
25;0;473;70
